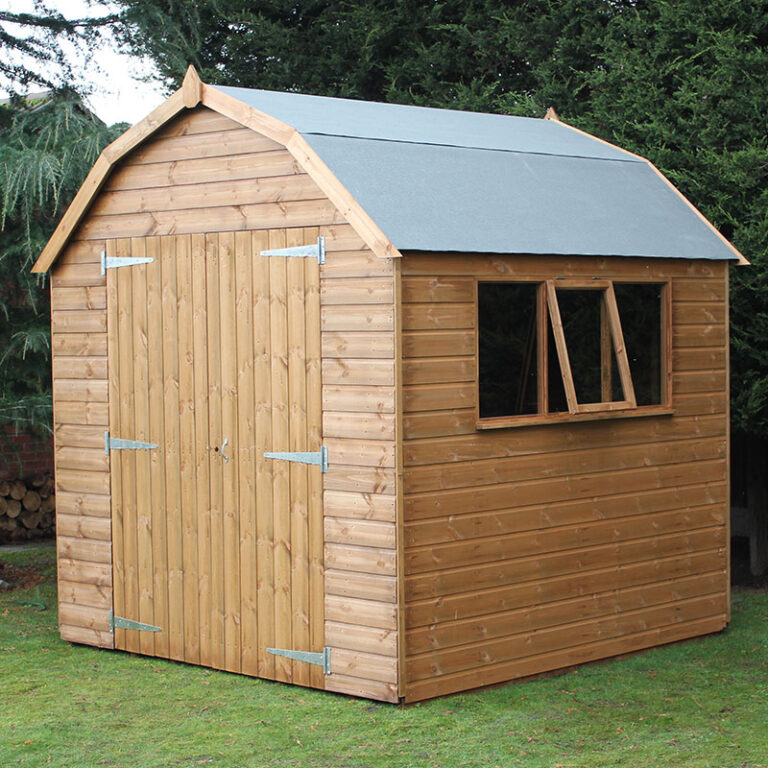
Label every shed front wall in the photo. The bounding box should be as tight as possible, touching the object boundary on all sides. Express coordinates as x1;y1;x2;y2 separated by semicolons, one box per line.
400;252;729;701
50;106;400;702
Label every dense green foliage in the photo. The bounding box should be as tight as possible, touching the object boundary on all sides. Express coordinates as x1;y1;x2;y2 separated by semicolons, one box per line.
109;0;768;435
0;94;120;431
2;545;768;766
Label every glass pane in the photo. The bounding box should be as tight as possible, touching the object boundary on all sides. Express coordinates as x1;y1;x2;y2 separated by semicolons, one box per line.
614;283;663;406
478;283;538;418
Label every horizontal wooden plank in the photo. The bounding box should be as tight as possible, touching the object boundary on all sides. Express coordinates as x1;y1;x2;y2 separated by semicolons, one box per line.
325;517;397;549
402;356;475;385
406;548;724;627
321;277;394;306
320;251;393;279
57;535;111;564
58;602;111;632
60;623;113;648
402;302;475;330
55;490;110;518
324;464;396;494
406;594;724;682
91;173;324;216
56;469;110;496
58;557;112;586
403;409;476;439
402;330;475;358
53;356;108;380
323;411;396;440
405;459;726;521
325;673;398;703
319;225;367;252
55;401;109;426
672;302;726;325
325;543;397;576
674;392;727;417
57;240;104;265
322;385;395;414
402;276;474;303
404;435;726;495
51;310;107;333
672;280;726;302
404;383;475;413
322;359;395;386
154;108;244;137
673;370;727;394
405;526;725;601
106;150;302;191
56;513;111;541
406;505;726;574
403;413;725;466
331;647;397;684
78;199;345;240
51;263;105;288
324;438;395;468
55;446;109;472
323;491;396;522
322;331;395;359
673;324;727;348
58;579;112;609
401;253;724;280
125;127;282;164
51;285;107;311
53;379;109;403
55;424;107;450
407;570;725;654
325;621;398;657
321;305;394;331
52;333;107;356
404;615;725;701
325;595;398;630
673;347;727;371
325;569;397;602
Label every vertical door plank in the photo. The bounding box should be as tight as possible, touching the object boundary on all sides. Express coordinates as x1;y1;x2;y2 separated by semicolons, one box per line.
145;237;169;658
116;238;139;653
130;238;154;656
303;227;325;690
235;231;258;676
161;235;184;660
192;233;212;668
106;240;125;651
252;229;275;679
219;231;242;673
206;233;226;670
286;228;310;687
268;228;293;683
176;235;200;664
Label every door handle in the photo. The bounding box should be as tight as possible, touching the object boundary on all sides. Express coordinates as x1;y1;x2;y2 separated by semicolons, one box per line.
220;438;230;463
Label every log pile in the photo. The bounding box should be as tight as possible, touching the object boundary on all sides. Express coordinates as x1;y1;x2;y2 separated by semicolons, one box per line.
0;476;55;542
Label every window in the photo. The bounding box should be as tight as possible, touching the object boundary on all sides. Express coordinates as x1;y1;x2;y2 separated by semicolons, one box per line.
477;279;668;424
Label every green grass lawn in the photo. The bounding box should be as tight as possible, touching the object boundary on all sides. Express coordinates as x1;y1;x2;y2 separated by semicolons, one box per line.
2;546;767;768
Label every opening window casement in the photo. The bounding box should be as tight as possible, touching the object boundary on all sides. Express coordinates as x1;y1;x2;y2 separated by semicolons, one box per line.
477;279;669;426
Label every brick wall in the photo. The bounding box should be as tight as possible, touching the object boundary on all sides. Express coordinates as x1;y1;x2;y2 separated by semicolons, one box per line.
0;425;54;480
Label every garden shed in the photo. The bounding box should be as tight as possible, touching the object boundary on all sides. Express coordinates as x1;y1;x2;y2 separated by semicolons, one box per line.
33;67;745;703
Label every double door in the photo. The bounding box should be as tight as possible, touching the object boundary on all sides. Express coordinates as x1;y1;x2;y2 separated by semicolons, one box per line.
106;230;324;688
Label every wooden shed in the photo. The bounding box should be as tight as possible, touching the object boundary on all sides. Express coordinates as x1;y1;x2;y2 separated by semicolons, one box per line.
33;67;746;703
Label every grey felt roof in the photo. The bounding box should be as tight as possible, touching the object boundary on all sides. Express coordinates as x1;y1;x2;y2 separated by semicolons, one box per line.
218;86;737;261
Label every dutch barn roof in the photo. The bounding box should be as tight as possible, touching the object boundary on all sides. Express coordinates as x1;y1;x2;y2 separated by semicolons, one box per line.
32;67;744;273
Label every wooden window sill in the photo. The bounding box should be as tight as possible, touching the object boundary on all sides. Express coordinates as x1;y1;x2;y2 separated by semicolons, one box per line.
476;406;675;430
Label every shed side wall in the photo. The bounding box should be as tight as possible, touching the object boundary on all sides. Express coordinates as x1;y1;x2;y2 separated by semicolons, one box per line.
51;239;113;648
401;253;729;702
52;106;400;702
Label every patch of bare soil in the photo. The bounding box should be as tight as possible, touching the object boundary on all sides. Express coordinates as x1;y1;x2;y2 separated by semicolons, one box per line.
0;559;43;592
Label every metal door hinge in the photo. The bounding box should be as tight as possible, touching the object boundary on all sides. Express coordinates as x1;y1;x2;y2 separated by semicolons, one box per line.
101;250;154;275
109;610;161;633
267;646;331;674
105;431;158;456
263;446;328;473
260;237;325;265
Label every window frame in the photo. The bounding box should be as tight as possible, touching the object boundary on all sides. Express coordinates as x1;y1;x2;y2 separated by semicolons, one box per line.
475;277;672;429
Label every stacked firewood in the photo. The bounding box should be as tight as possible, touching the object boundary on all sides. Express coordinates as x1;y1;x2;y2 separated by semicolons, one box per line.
0;476;55;542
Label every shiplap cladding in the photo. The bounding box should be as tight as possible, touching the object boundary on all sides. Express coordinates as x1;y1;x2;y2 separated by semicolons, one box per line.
400;253;729;702
50;107;400;702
